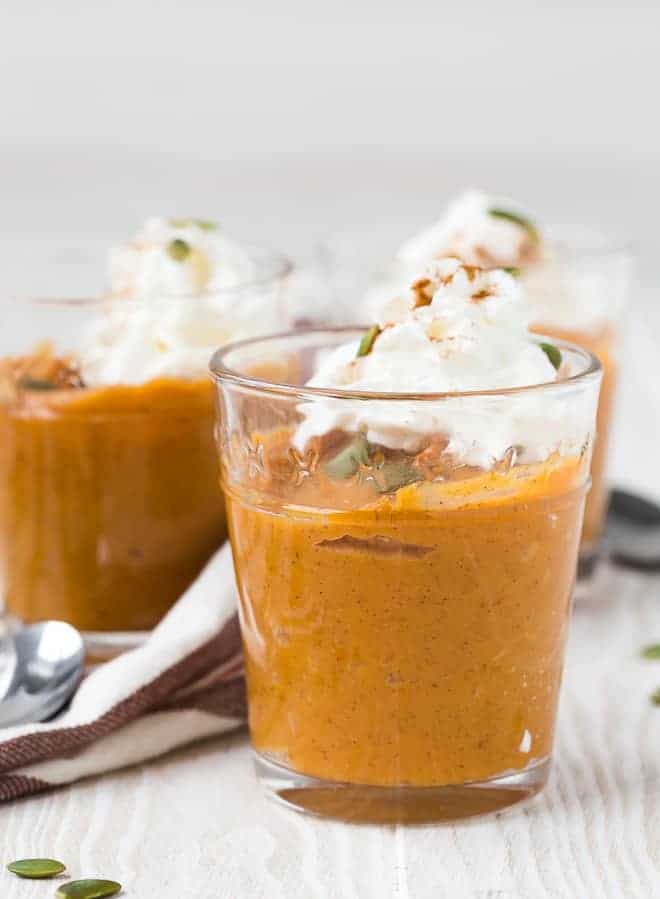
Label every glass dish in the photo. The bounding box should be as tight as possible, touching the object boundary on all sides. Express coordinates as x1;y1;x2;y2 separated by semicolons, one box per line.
0;245;291;659
212;327;602;822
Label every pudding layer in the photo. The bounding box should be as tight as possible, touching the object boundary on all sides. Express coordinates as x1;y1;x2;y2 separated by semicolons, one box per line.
227;435;585;787
0;373;225;631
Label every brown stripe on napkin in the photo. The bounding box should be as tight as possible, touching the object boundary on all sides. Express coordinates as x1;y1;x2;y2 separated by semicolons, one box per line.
160;666;246;720
0;614;244;776
0;774;52;802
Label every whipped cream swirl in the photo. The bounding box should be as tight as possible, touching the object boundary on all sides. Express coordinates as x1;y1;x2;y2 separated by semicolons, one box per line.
80;218;283;386
397;190;540;270
109;217;256;298
367;191;615;332
364;191;540;324
296;259;591;468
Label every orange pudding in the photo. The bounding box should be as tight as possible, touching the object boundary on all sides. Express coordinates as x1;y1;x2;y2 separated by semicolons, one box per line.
534;323;617;552
0;358;224;633
0;226;290;650
213;284;602;820
228;440;585;789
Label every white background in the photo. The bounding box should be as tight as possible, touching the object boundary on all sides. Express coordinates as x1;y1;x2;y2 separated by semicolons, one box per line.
1;0;658;244
2;0;658;497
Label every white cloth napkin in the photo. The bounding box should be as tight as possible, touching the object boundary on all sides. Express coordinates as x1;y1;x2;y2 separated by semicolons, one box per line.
0;543;245;801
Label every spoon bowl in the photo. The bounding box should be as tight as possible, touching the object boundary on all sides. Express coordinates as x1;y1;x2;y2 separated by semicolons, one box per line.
0;621;85;728
606;489;660;571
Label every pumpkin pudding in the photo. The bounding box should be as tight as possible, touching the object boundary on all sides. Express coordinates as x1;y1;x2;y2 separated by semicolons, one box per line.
0;219;291;653
214;261;602;821
365;191;630;566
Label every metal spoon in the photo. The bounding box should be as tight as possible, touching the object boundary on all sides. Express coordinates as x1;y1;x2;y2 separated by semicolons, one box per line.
0;621;85;728
606;488;660;571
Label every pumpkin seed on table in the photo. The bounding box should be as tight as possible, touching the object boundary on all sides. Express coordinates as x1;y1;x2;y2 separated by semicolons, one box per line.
641;644;660;660
56;880;122;898
6;858;66;879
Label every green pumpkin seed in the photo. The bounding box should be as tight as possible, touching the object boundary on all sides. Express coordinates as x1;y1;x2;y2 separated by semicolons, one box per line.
7;858;66;879
17;377;57;391
488;208;540;244
169;217;218;231
502;266;521;278
651;687;660;706
56;879;122;898
356;325;381;358
375;461;422;493
539;342;562;371
642;644;660;660
324;435;369;479
167;238;191;262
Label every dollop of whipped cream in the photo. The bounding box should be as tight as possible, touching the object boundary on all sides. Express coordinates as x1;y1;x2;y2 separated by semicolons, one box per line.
296;259;589;468
367;191;611;332
80;295;272;386
109;217;256;298
80;218;281;386
397;190;540;270
364;190;541;324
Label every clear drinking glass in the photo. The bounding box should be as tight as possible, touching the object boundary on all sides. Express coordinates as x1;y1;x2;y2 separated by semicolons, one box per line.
212;328;602;823
0;246;291;659
523;230;632;578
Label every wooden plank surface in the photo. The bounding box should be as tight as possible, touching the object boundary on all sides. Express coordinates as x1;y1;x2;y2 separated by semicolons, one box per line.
1;566;659;898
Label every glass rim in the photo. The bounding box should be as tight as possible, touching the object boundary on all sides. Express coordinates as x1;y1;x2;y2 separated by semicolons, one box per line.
0;243;293;306
321;222;637;260
544;224;636;260
210;325;602;402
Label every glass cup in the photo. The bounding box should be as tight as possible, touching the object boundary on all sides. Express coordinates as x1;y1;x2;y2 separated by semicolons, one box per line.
523;230;632;579
212;328;602;823
0;246;291;659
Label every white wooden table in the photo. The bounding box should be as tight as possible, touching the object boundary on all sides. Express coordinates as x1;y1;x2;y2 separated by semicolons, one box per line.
1;563;659;898
2;310;659;899
1;156;659;898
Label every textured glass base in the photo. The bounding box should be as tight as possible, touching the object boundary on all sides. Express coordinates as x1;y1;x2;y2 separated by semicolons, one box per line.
254;753;551;824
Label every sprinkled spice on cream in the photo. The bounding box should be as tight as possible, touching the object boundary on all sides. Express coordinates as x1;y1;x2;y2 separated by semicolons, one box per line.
365;190;618;333
296;259;586;469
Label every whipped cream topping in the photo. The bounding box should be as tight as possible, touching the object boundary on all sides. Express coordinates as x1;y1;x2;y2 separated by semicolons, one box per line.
80;218;283;386
363;190;539;324
109;217;256;299
366;191;616;332
296;260;592;469
397;190;540;270
80;290;285;387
